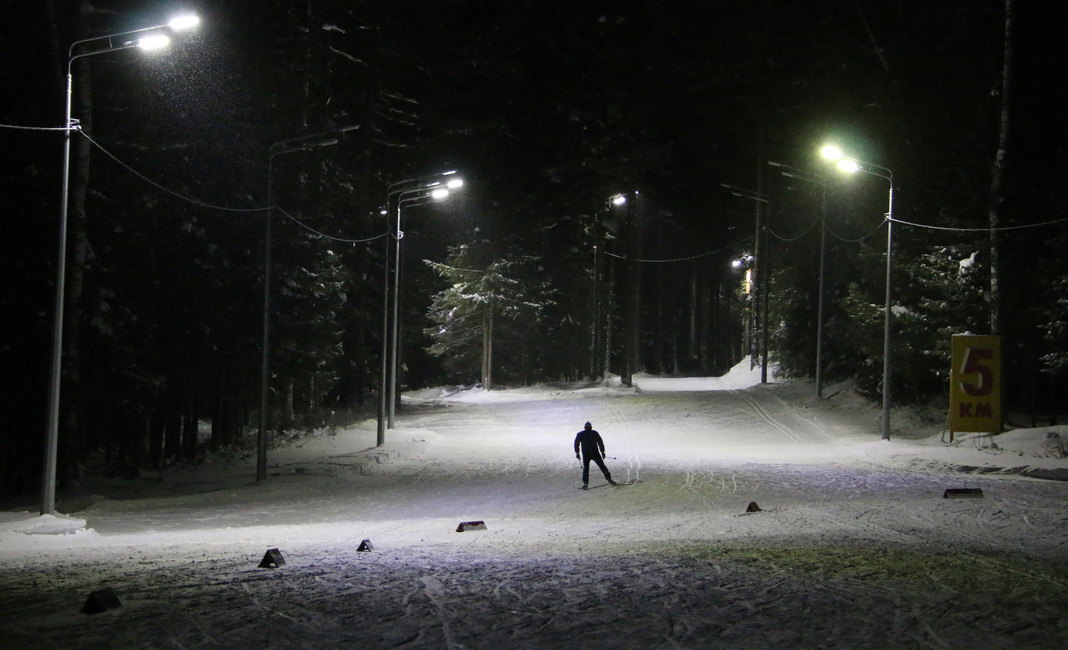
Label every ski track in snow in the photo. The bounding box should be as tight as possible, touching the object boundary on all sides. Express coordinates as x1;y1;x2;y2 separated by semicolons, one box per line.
3;376;1068;648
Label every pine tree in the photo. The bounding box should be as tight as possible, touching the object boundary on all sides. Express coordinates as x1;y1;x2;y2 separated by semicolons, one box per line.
424;240;554;388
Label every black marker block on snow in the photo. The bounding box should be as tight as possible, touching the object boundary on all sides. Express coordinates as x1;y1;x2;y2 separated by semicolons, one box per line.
258;548;286;568
943;488;984;499
456;520;487;532
746;501;762;513
82;587;121;615
357;539;374;552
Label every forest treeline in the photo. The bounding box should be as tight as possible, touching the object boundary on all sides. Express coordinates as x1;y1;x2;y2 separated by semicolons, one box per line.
1;1;1064;496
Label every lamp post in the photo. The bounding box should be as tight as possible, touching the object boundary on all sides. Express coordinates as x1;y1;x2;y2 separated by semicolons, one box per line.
595;194;629;380
730;254;755;362
768;161;828;398
380;172;462;435
721;183;770;382
820;145;894;440
258;125;359;482
606;191;640;387
43;14;199;515
592;195;627;380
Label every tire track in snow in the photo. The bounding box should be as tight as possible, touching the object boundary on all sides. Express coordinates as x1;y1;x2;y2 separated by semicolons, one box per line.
729;389;805;443
601;397;642;484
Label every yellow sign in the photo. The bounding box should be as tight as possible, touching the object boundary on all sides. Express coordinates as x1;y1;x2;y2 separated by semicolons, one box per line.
949;335;1002;434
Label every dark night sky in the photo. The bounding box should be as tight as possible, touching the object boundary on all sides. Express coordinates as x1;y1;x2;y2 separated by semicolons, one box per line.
6;2;1062;230
2;0;1065;376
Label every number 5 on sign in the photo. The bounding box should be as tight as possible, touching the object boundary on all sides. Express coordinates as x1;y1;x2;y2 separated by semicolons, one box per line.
949;335;1002;435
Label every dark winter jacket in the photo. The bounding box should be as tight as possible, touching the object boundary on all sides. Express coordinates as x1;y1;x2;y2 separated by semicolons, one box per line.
574;429;605;459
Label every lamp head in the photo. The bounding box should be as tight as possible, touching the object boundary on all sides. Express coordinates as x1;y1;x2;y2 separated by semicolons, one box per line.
819;144;844;161
136;34;171;50
168;14;201;31
836;159;860;174
430;188;450;200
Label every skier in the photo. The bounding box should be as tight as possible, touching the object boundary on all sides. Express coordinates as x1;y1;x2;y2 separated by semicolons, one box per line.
574;421;616;489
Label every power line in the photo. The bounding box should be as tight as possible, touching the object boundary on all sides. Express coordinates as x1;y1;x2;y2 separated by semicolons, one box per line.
825;218;888;243
275;206;387;244
79;130;268;213
890;216;1068;232
0;123;69;132
603;237;753;264
75;131;391;244
766;219;820;242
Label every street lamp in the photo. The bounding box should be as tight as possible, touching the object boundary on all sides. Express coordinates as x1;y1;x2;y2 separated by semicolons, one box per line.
820;144;894;440
257;125;359;483
721;183;769;382
379;172;463;437
768;161;828;398
605;190;641;386
43;14;200;515
591;195;627;380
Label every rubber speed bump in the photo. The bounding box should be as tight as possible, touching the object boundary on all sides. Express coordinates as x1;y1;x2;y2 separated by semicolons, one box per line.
258;548;286;568
943;488;984;499
81;588;121;615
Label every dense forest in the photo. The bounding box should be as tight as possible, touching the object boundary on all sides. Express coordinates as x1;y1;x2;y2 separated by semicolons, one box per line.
1;1;1065;497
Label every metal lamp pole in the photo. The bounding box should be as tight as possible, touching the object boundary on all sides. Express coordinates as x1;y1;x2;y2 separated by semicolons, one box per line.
258;126;359;482
880;180;895;441
388;185;459;428
816;186;828;399
379;172;462;434
721;183;770;382
43;15;199;515
767;161;828;398
820;146;894;439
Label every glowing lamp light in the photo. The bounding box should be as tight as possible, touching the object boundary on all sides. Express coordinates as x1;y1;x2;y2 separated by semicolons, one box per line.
611;195;627;206
168;14;201;31
819;144;844;161
820;144;860;174
836;159;860;174
430;188;450;199
137;34;171;50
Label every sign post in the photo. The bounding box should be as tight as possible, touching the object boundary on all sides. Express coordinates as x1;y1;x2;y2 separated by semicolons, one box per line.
949;335;1002;440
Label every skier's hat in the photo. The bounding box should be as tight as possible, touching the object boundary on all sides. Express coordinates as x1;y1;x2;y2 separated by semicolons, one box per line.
584;421;592;429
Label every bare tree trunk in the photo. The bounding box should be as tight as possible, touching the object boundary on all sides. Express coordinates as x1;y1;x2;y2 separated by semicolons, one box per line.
988;0;1013;336
282;378;295;432
689;267;698;367
182;383;198;460
481;305;494;390
604;262;613;382
590;224;603;380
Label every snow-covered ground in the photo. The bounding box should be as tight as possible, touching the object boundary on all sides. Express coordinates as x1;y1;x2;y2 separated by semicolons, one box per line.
2;361;1067;648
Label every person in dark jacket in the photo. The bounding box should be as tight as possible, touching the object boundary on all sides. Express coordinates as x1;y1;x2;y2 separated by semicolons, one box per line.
574;421;616;489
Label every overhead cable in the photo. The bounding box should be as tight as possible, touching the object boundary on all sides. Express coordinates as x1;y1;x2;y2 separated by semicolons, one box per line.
275;206;387;244
602;237;754;264
890;216;1068;232
0;122;70;131
79;130;267;213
